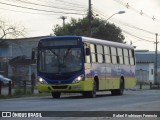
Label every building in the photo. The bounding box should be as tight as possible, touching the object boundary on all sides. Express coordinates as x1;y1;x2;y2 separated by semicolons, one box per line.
135;50;160;84
0;36;49;82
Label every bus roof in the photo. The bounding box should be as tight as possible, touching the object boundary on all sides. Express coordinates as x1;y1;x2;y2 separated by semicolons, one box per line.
81;36;134;49
40;36;134;49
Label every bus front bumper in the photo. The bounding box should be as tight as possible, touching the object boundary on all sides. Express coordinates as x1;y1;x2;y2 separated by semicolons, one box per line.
37;79;93;93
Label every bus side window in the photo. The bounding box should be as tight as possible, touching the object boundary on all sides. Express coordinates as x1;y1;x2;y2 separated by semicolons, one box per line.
84;45;91;63
104;46;111;63
111;47;117;64
129;49;135;65
96;45;103;63
123;49;129;65
132;50;136;65
90;44;96;63
117;48;124;64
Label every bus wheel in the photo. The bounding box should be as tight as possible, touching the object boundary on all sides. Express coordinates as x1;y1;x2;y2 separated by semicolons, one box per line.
111;79;124;95
51;92;61;98
88;80;97;98
119;79;124;95
82;92;88;98
111;89;117;95
82;80;97;98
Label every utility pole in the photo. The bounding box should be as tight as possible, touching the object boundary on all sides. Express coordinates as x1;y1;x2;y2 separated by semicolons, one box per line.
88;0;92;37
154;33;158;85
60;16;67;27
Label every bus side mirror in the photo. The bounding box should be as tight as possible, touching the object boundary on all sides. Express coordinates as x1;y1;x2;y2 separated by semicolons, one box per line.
86;48;90;56
31;48;37;60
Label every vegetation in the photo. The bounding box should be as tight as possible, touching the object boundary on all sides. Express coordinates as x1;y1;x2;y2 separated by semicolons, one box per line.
0;87;50;99
52;17;125;43
0;19;26;39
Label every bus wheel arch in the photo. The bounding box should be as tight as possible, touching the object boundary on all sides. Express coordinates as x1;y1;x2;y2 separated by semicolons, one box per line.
111;77;125;96
82;76;98;98
87;76;98;98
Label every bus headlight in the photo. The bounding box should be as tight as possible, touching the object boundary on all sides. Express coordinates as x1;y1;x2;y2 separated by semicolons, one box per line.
72;74;84;83
38;77;48;84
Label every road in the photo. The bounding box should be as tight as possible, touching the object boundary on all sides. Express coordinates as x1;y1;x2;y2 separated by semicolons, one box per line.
0;90;160;120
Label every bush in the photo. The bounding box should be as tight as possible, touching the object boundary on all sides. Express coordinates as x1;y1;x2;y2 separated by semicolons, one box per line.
13;88;32;96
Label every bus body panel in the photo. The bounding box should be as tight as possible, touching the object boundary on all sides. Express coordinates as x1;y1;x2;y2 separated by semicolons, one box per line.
37;78;93;93
90;62;136;90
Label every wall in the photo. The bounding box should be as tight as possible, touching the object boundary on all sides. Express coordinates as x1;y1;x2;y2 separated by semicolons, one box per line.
0;36;49;80
8;38;40;59
7;37;42;81
136;63;153;83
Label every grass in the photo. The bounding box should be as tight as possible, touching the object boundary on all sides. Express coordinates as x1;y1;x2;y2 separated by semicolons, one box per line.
0;87;50;99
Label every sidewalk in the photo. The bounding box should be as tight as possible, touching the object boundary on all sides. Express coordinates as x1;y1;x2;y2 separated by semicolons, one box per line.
129;84;160;91
134;85;151;90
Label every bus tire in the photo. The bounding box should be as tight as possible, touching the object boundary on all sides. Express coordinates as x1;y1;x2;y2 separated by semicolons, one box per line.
111;89;117;95
119;79;124;95
82;80;97;98
88;80;97;98
52;92;61;98
82;92;88;98
111;79;124;95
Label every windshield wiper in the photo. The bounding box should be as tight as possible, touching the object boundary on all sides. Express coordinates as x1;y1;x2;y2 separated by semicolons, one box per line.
63;47;71;59
61;47;72;66
51;49;58;56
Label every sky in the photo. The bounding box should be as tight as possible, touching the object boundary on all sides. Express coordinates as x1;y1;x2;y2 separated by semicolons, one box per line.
0;0;160;51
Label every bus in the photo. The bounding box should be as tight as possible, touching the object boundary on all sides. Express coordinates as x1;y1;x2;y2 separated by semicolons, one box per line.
33;36;136;98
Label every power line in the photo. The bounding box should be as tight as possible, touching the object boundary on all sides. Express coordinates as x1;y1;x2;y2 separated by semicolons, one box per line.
115;20;155;35
113;0;160;22
0;1;86;15
34;0;86;10
122;30;155;43
0;7;70;16
55;0;87;8
92;7;158;43
92;7;108;18
92;7;157;36
13;0;85;12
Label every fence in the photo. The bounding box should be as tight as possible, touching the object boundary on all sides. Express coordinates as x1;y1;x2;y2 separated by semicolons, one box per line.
136;70;149;84
0;80;36;96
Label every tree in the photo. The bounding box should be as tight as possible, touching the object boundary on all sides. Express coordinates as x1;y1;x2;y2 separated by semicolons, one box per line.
52;17;124;43
0;19;26;39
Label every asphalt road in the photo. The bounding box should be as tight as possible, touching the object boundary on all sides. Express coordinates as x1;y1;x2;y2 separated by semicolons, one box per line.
0;90;160;120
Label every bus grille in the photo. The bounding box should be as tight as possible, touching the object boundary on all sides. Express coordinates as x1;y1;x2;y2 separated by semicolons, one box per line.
52;85;68;89
46;76;71;80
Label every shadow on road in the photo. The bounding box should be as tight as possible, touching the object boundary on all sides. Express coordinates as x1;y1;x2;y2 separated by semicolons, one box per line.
39;92;124;100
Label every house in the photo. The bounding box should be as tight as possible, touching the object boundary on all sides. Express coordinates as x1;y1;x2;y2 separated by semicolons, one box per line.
135;50;160;84
0;36;49;82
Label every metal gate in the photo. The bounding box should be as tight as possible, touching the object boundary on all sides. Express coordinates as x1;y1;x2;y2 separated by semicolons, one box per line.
136;70;149;83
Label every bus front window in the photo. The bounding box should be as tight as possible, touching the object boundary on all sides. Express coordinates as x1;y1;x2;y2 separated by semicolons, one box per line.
38;48;82;73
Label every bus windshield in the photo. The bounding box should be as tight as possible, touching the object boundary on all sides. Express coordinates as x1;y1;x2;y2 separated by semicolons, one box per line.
38;47;82;74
